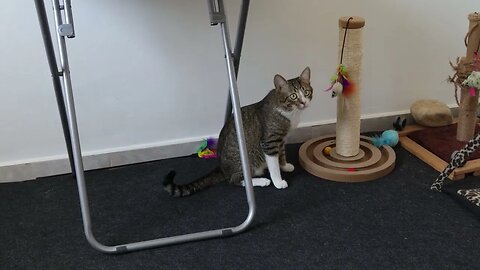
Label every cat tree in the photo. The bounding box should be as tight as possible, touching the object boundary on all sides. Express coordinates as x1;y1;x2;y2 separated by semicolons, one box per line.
399;12;480;180
457;12;480;141
299;17;396;182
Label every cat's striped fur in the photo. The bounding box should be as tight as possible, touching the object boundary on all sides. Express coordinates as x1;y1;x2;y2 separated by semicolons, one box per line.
164;67;313;197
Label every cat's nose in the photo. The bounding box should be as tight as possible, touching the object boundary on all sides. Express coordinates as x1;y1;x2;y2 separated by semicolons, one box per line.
299;100;309;108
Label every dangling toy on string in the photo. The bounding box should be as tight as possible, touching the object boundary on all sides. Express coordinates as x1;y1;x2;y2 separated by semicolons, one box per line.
325;17;357;99
325;64;356;98
450;24;480;103
462;51;480;96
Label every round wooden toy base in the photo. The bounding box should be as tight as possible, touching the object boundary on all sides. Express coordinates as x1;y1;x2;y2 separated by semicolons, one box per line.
299;135;396;182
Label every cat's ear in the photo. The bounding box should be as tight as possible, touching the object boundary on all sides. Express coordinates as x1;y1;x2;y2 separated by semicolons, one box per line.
274;74;288;90
299;67;311;83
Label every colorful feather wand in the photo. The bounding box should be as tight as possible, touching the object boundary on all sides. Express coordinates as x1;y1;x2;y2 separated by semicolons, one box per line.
324;64;356;98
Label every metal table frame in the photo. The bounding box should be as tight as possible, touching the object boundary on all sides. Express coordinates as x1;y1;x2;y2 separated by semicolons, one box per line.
34;0;255;254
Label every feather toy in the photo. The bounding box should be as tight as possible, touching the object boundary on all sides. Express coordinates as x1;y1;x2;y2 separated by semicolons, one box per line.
325;64;356;98
196;138;218;158
371;130;399;148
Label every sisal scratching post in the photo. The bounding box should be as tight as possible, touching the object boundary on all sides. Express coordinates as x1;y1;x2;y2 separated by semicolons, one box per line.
457;12;480;141
298;16;396;182
336;17;365;157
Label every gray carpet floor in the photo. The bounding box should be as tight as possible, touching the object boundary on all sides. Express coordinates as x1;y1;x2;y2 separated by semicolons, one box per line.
1;144;479;270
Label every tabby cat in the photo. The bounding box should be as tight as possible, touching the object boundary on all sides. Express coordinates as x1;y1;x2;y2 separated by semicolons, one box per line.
163;67;313;197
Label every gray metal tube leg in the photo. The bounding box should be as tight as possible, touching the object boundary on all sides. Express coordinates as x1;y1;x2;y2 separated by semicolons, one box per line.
224;0;250;123
215;0;256;231
35;0;255;253
34;0;76;177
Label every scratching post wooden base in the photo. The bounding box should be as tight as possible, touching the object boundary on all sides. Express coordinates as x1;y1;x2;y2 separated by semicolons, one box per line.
299;17;396;182
299;135;396;182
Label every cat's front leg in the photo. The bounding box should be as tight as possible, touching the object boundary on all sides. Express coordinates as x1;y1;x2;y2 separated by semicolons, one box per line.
265;154;288;189
279;142;294;172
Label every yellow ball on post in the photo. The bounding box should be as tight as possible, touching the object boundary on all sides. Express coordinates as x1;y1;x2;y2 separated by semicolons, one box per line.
323;146;333;155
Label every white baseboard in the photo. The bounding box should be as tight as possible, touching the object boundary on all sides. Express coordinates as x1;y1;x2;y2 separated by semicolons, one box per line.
0;138;205;183
0;107;457;183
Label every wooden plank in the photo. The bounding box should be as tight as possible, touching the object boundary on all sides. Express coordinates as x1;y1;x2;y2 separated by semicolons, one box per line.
398;124;425;137
399;136;455;179
399;121;480;181
451;173;466;180
398;119;464;137
400;137;448;173
455;159;480;175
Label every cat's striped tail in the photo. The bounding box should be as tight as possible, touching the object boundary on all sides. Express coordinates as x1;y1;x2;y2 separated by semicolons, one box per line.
163;168;225;197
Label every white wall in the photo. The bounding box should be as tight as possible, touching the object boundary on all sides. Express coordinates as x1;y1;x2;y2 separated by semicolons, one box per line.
0;0;477;166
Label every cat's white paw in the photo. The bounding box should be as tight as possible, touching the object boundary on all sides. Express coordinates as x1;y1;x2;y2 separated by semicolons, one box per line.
241;178;271;187
253;178;271;187
273;179;288;189
281;163;295;172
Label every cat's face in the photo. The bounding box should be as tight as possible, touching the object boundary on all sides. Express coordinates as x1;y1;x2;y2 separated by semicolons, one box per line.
274;67;313;111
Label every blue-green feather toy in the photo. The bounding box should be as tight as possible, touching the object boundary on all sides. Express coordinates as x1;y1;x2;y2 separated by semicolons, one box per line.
371;130;399;148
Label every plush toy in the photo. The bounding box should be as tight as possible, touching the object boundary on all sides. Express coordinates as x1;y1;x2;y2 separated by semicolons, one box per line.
371;130;399;148
324;64;356;98
463;71;480;96
461;51;480;96
196;138;217;158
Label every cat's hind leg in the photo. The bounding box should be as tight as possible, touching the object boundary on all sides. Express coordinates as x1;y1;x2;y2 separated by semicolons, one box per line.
279;142;294;172
281;163;295;172
230;172;271;187
241;178;271;187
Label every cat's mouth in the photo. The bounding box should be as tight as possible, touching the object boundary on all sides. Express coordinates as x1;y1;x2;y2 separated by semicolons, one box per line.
298;102;309;110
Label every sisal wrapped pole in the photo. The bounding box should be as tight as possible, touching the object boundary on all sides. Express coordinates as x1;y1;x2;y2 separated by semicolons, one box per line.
457;12;480;142
336;16;365;157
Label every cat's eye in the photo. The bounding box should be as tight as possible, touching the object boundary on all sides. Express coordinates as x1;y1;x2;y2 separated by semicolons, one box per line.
304;90;311;97
289;93;298;100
